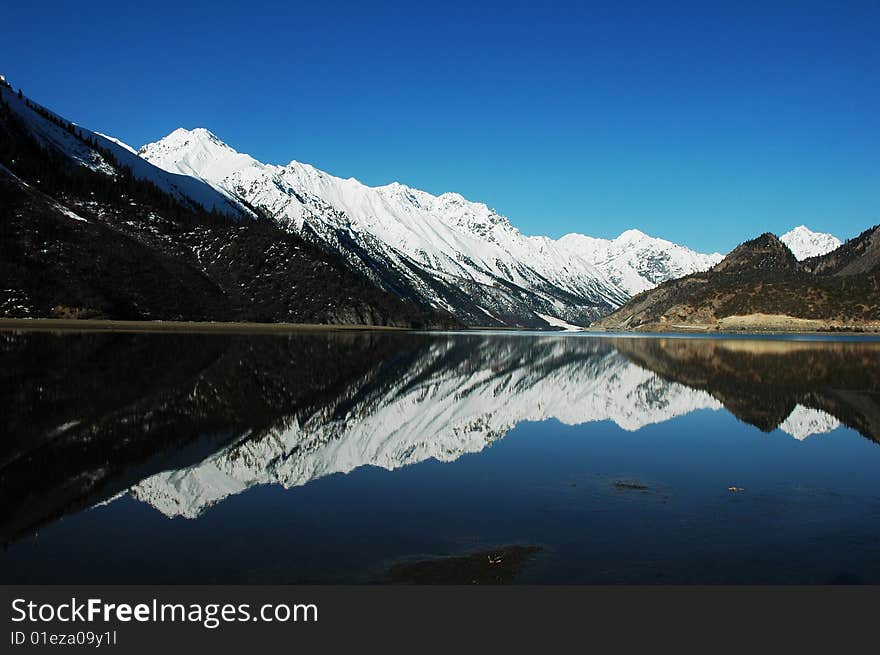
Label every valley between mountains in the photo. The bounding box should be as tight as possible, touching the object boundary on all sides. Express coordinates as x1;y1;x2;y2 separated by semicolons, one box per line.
1;76;873;330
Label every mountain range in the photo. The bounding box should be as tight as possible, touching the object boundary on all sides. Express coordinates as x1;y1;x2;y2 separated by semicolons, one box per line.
0;77;860;328
596;229;880;331
137;127;728;326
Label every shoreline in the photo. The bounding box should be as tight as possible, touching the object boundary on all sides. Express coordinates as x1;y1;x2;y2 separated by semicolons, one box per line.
587;312;880;337
2;317;878;338
584;328;880;339
0;318;411;334
585;327;880;338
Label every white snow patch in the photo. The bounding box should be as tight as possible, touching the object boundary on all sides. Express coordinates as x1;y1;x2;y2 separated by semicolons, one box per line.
58;206;88;223
535;312;584;331
95;132;139;155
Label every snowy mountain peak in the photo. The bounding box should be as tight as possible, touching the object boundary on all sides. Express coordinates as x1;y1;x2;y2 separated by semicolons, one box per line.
780;225;842;260
139;128;261;197
617;228;649;242
140;127;239;159
164;126;223;144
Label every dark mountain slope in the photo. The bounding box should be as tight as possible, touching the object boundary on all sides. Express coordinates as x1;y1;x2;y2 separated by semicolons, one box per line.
712;233;801;274
0;85;456;327
595;230;880;331
803;224;880;276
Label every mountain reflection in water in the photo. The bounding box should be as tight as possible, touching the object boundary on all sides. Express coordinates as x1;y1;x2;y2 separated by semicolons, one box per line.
2;330;879;583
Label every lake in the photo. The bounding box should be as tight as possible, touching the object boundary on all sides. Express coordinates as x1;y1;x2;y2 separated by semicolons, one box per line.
2;329;880;584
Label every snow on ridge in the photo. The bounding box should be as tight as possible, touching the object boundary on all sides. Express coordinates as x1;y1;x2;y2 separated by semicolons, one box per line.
94;132;138;155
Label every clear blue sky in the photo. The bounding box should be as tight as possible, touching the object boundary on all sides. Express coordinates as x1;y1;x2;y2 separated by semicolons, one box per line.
3;1;878;252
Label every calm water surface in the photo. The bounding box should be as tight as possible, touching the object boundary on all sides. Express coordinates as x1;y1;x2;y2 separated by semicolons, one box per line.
2;330;880;583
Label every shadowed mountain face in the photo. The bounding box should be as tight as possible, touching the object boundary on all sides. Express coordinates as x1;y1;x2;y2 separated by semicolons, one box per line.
2;331;879;544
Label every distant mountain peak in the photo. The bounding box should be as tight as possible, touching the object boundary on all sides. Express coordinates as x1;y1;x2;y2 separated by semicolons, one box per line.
165;126;222;142
141;127;235;156
616;228;649;242
780;225;842;260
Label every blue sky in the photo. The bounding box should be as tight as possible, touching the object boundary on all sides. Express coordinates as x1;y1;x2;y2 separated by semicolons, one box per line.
3;1;878;252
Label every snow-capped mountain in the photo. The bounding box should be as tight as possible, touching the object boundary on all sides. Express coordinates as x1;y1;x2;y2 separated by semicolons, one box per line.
127;338;724;518
139;128;720;327
780;225;842;260
0;75;856;329
558;230;722;296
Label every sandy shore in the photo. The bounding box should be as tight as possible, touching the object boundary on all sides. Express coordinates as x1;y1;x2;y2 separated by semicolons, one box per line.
589;312;880;335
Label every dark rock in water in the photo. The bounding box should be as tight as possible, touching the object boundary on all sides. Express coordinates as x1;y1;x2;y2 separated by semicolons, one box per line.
387;546;543;584
611;480;650;491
